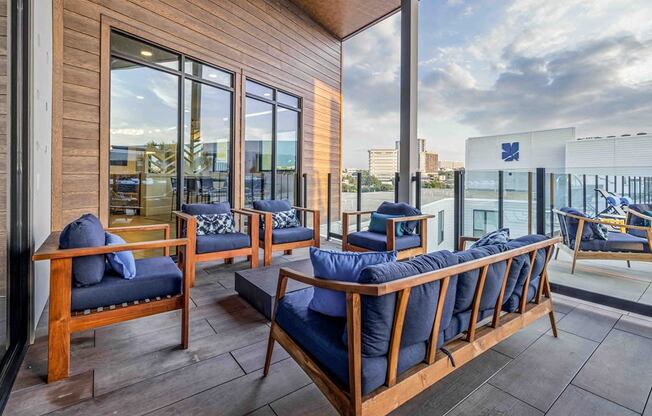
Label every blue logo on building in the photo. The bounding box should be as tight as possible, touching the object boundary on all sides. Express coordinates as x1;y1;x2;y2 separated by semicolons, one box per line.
501;142;519;162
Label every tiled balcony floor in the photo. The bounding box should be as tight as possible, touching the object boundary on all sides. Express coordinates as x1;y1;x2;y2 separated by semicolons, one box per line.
6;240;652;415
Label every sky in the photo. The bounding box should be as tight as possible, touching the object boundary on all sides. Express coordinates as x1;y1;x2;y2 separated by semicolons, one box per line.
342;0;652;169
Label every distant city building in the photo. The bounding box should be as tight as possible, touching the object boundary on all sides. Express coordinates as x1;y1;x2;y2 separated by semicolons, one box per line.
420;151;439;175
368;148;398;182
439;160;464;170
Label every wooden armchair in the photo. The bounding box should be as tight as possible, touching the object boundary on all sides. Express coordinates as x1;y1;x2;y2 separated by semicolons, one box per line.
625;206;652;239
174;208;259;286
342;210;435;260
554;208;652;273
244;205;320;266
32;223;189;383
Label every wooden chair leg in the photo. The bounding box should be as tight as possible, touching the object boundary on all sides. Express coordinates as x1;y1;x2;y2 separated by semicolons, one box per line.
554;246;560;260
548;310;558;337
627;260;631;268
224;257;233;264
571;255;577;274
48;258;72;383
263;331;275;377
264;247;272;267
181;300;189;349
284;249;293;255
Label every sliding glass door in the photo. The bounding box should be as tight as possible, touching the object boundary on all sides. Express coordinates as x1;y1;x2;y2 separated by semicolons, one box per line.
109;31;234;231
244;80;301;207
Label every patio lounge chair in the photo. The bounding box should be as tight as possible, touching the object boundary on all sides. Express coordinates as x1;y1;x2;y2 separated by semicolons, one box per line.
264;235;560;416
554;207;652;273
342;202;434;260
32;217;190;383
175;202;259;286
244;199;320;267
625;204;652;239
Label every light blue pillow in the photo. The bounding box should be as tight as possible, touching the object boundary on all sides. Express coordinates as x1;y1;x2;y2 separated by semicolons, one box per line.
105;232;136;279
308;248;397;317
368;212;404;236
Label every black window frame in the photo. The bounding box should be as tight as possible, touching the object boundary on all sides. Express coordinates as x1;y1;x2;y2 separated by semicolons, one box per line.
108;29;236;212
437;210;445;244
244;78;302;205
472;209;498;237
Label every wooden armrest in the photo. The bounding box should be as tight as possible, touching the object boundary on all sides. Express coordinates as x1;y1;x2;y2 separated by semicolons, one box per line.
387;214;435;223
292;206;318;213
106;224;170;233
241;207;269;216
231;208;255;217
626;208;652;222
280;267;381;296
458;236;479;251
33;238;188;261
174;211;196;223
342;210;375;217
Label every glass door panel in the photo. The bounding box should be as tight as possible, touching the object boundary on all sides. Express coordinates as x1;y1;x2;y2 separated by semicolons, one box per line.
275;108;298;202
244;97;273;206
183;79;232;205
109;58;179;239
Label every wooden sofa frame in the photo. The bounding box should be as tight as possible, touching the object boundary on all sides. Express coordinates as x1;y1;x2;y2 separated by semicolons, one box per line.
32;224;190;383
243;206;320;266
264;236;561;416
553;209;652;274
342;211;435;260
174;208;259;286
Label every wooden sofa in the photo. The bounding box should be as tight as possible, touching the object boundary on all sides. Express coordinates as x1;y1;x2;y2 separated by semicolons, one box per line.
264;235;560;416
554;208;652;273
32;223;190;383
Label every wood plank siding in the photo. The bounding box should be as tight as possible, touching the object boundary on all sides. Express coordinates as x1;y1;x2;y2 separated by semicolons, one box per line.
52;0;342;229
0;0;6;299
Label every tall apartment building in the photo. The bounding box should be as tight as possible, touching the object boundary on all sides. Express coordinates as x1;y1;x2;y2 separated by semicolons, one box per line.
368;148;399;181
420;151;439;175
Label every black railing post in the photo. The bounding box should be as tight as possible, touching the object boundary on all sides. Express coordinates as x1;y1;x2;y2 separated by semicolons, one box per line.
326;173;332;240
582;174;587;213
605;175;609;193
414;171;422;210
356;172;362;232
498;170;504;229
453;169;464;250
536;168;546;235
394;172;399;203
549;173;555;236
302;173;308;225
595;175;600;213
567;173;572;207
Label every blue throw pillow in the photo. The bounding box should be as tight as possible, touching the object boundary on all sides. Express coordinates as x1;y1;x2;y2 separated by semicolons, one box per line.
271;209;301;229
368;212;404;236
470;228;510;248
105;232;137;279
308;248;397;317
195;213;235;235
377;201;421;234
59;214;106;286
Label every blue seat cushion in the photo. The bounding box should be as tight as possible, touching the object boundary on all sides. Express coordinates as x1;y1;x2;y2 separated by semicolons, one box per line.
59;213;106;287
260;226;314;244
377;201;421;234
181;202;231;215
629;228;648;239
253;199;292;213
309;249;397;318
348;231;421;252
71;256;182;311
350;250;458;356
580;231;650;253
276;288;426;395
196;232;251;254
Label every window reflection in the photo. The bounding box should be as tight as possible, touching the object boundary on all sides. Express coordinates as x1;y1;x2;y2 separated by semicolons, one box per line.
276;108;298;201
245;97;273;205
110;32;179;70
184;80;232;204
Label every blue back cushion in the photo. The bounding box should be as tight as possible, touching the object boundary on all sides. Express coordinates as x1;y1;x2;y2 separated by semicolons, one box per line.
470;228;510;248
181;202;231;215
105;232;136;279
350;250;458;357
59;214;106;286
559;207;594;241
453;245;507;314
368;212;404;236
628;204;652;227
308;248;397;317
253;199;292;213
377;202;421;234
502;234;549;312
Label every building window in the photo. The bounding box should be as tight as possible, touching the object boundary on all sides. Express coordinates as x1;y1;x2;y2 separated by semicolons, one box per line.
244;79;301;207
108;31;234;229
437;210;445;244
473;209;498;237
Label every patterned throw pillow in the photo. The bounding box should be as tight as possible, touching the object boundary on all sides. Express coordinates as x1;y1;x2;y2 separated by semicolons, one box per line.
470;228;510;249
271;209;301;229
195;213;235;236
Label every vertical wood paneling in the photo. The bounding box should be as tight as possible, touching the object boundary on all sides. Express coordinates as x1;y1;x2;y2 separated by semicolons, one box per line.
53;0;341;228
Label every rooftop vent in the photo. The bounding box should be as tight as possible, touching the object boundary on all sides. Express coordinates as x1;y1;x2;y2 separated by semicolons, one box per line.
637;132;648;135
607;135;616;138
621;134;631;137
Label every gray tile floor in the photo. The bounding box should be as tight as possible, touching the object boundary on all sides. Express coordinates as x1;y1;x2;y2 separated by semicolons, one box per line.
6;240;652;415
